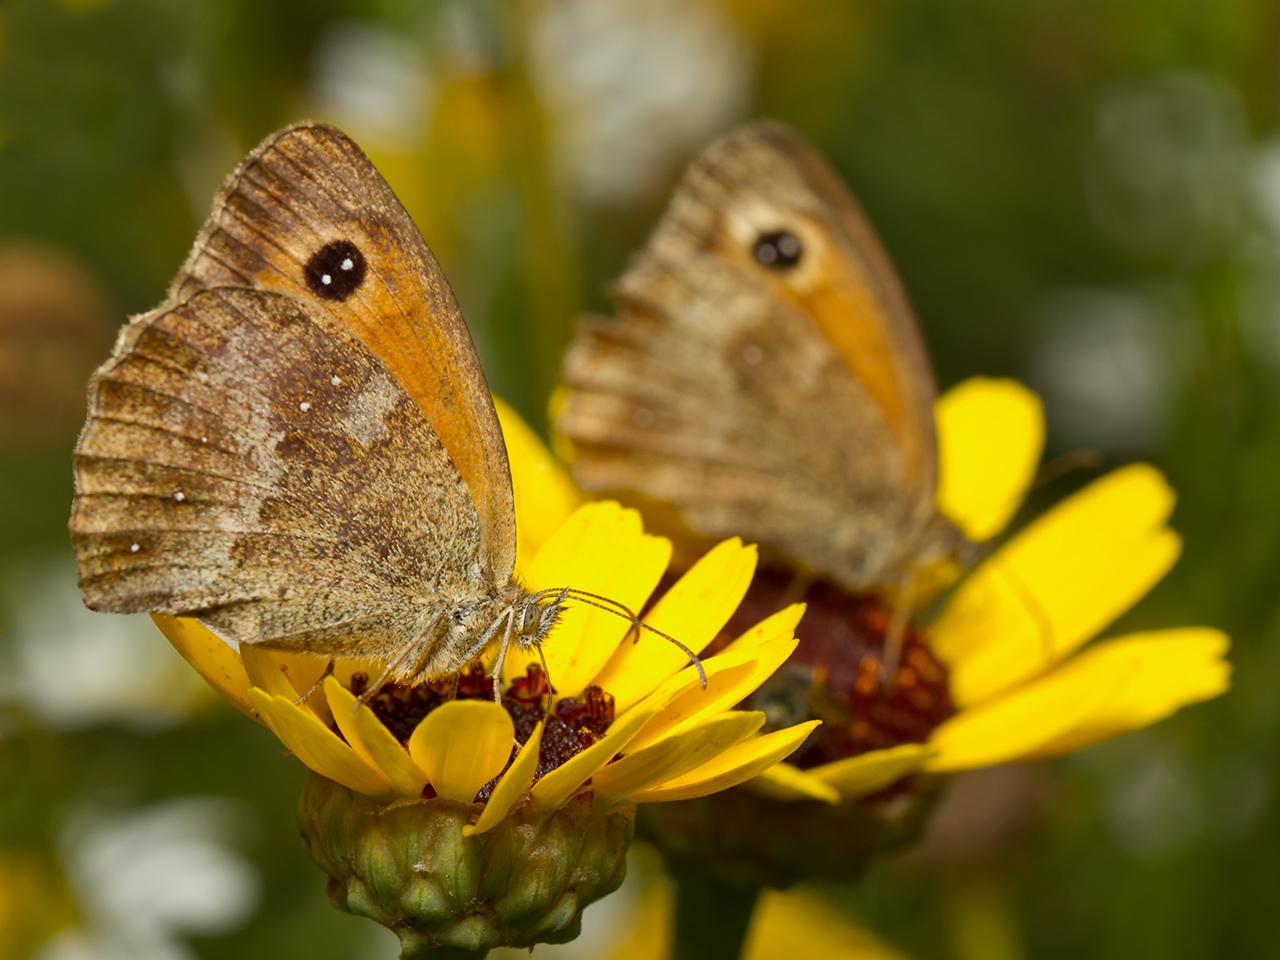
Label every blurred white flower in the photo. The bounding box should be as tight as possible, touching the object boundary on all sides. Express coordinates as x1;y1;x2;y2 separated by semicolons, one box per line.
1087;72;1248;262
0;554;208;731
1241;138;1280;369
33;799;260;960
527;0;752;203
1249;138;1280;240
1099;742;1206;862
310;20;435;149
1030;287;1189;452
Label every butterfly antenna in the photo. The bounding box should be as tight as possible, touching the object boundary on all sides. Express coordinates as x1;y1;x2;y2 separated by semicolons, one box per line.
1032;448;1102;492
532;587;707;688
534;586;644;645
960;449;1104;571
986;556;1056;663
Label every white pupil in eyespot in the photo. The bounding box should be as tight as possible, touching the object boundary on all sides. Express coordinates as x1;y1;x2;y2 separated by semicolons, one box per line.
340;257;354;271
754;229;803;268
321;274;332;285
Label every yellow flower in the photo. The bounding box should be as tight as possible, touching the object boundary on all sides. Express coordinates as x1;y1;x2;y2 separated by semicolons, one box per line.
717;378;1231;804
152;404;815;827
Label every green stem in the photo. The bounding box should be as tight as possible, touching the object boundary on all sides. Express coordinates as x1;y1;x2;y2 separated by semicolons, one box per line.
671;869;761;960
404;947;487;960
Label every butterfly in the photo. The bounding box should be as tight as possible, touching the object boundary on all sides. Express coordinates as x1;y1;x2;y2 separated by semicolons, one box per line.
70;122;689;694
556;120;966;602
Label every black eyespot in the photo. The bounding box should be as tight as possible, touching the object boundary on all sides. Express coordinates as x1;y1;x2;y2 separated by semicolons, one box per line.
304;240;366;301
752;229;803;269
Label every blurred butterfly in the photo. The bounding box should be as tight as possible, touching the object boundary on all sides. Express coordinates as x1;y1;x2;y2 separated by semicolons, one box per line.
70;123;694;695
557;121;967;603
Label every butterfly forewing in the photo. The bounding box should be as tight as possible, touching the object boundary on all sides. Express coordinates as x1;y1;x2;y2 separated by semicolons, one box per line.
71;286;484;660
170;123;516;580
558;121;955;590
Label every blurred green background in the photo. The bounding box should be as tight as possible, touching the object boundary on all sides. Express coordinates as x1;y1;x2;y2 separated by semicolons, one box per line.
2;1;1277;957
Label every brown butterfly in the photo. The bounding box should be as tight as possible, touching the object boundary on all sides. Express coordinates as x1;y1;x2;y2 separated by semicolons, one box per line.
557;121;966;600
70;122;689;693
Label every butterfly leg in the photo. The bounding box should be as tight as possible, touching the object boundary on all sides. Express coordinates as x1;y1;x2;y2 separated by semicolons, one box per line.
535;641;557;719
986;556;1056;663
441;605;514;702
293;659;335;706
485;608;519;705
880;574;917;687
359;613;443;707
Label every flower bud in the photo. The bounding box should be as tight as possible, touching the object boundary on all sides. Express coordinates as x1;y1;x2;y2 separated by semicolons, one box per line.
298;774;634;957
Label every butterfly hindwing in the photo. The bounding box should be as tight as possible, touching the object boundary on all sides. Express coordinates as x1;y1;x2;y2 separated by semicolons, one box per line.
71;286;483;658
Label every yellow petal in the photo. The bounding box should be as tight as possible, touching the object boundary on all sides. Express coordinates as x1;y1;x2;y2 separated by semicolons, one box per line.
810;743;936;799
407;701;515;804
466;722;544;836
590;711;766;808
935;378;1044;541
746;890;909;960
494;395;582;575
934;464;1180;706
530;707;657;813
633;721;820;803
593;538;758;713
151;614;253;717
1022;628;1230;759
925;662;1127;773
627;635;798;752
625;605;803;743
718;603;806;657
247;688;393;798
239;643;301;700
323;677;428;797
749;763;842;804
506;501;672;697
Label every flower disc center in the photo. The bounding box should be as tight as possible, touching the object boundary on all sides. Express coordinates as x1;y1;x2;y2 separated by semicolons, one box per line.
346;666;616;798
721;567;958;767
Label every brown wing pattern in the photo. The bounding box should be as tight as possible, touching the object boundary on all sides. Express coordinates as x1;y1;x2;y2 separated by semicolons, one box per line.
169;123;516;579
558;122;950;590
71;287;483;655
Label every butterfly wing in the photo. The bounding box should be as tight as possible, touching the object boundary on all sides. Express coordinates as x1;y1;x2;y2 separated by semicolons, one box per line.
170;122;516;580
71;286;483;659
558;121;952;590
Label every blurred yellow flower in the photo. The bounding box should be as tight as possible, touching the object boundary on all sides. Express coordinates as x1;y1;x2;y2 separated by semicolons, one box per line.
748;377;1231;804
152;407;815;829
493;848;907;960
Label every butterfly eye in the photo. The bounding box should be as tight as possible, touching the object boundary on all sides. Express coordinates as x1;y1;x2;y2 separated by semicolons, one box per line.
305;240;367;301
752;230;803;270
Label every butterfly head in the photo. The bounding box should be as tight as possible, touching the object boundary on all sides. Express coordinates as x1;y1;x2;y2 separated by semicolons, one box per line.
514;590;567;651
